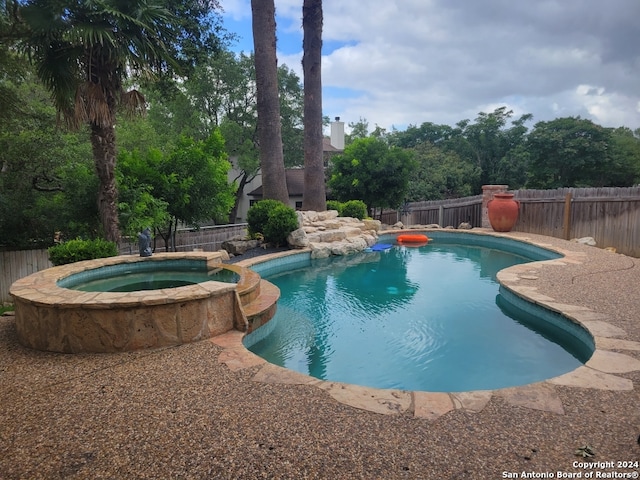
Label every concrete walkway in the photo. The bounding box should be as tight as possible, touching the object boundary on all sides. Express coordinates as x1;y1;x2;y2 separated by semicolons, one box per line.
1;231;639;479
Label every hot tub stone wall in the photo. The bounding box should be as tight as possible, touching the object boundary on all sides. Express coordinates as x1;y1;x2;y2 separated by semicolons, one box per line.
10;252;256;353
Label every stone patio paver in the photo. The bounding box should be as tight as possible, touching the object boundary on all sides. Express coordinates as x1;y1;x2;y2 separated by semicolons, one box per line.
548;366;634;390
496;383;565;415
319;382;412;415
413;392;455;420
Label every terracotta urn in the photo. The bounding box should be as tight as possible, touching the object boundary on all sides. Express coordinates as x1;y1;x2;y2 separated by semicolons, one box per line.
487;193;519;232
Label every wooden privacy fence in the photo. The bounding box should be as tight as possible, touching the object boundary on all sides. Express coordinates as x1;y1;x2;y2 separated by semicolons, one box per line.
382;186;640;258
1;224;248;303
3;187;640;302
119;224;248;255
381;196;483;228
511;187;640;257
1;249;52;304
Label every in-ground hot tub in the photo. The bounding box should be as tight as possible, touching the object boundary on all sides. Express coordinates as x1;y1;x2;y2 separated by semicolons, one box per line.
10;252;278;353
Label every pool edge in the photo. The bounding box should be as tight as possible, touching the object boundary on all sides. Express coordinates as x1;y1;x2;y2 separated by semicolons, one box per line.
213;229;638;419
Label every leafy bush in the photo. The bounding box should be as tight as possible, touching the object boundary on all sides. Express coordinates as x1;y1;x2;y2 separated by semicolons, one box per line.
326;200;343;214
341;200;368;219
247;199;299;245
262;204;299;246
247;199;285;237
48;238;118;266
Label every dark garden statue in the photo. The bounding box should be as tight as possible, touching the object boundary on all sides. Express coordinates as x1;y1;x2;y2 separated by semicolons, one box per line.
138;228;152;257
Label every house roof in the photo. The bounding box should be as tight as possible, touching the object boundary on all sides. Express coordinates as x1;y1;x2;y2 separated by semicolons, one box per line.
323;137;341;152
248;168;306;197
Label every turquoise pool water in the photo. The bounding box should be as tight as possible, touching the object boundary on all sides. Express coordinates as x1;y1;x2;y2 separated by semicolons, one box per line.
244;238;594;392
59;260;239;292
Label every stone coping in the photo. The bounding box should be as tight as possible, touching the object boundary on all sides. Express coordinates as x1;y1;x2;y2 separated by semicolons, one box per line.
212;229;640;419
9;251;278;353
9;251;238;309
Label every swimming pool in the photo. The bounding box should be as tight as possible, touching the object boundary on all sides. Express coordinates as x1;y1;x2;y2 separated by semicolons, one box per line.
244;233;595;392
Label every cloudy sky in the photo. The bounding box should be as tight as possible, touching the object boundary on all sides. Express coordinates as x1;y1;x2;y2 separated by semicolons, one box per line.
221;0;640;133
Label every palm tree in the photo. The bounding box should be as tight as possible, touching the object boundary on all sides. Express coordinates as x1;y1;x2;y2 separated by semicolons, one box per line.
302;0;326;211
14;0;177;242
250;0;289;204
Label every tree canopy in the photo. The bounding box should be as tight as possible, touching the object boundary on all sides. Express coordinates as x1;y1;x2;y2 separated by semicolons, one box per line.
117;130;236;250
328;137;416;216
3;0;230;242
526;117;615;188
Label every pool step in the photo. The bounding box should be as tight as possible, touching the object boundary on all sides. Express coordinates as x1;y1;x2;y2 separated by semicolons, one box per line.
223;264;261;306
241;280;280;333
221;263;280;333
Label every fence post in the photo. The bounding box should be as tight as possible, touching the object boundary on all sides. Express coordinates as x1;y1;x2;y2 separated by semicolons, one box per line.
563;192;573;240
481;185;508;228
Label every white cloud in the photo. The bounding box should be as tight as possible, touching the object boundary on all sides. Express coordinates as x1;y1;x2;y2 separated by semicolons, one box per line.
220;0;251;21
226;0;640;130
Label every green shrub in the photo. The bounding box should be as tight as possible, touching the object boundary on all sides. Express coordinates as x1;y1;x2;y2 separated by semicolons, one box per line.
341;200;368;219
262;204;299;246
326;200;343;214
48;238;118;266
247;199;284;237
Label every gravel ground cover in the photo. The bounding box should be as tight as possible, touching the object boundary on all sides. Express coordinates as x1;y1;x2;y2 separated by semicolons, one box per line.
1;231;639;479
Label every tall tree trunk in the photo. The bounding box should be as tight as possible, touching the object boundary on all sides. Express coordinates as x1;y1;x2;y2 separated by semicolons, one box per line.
302;0;326;212
229;171;253;223
90;123;120;242
251;0;289;204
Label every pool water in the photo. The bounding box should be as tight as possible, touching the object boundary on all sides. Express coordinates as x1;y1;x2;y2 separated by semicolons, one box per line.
68;268;239;292
245;243;594;392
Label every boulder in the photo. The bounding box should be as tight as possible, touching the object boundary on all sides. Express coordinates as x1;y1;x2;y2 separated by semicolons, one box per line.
340;226;365;237
287;228;309;248
363;219;382;232
291;210;380;259
317;230;347;243
572;236;597;246
221;239;259;255
362;233;378;247
309;242;332;259
331;241;360;256
317;210;339;221
299;210;316;224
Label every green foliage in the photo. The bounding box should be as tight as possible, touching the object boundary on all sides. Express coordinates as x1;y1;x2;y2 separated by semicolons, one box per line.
116;129;236;240
162;131;235;226
406;143;479;201
115;115;166;155
526;117;614;188
345;117;369;146
326;200;343;213
117;148;170;238
341;200;368;219
329;137;417;215
247;199;284;237
0;71;99;248
48;238;118;266
247;200;298;246
388;107;533;192
262;204;299;247
608;128;640;186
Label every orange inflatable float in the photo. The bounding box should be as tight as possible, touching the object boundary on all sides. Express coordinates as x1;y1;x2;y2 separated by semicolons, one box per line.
397;234;430;245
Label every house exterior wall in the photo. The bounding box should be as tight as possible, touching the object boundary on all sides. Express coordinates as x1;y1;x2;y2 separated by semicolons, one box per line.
228;169;263;223
230;119;345;223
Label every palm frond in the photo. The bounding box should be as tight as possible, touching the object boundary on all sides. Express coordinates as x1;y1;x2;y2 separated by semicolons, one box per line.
120;89;146;118
16;0;180;128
